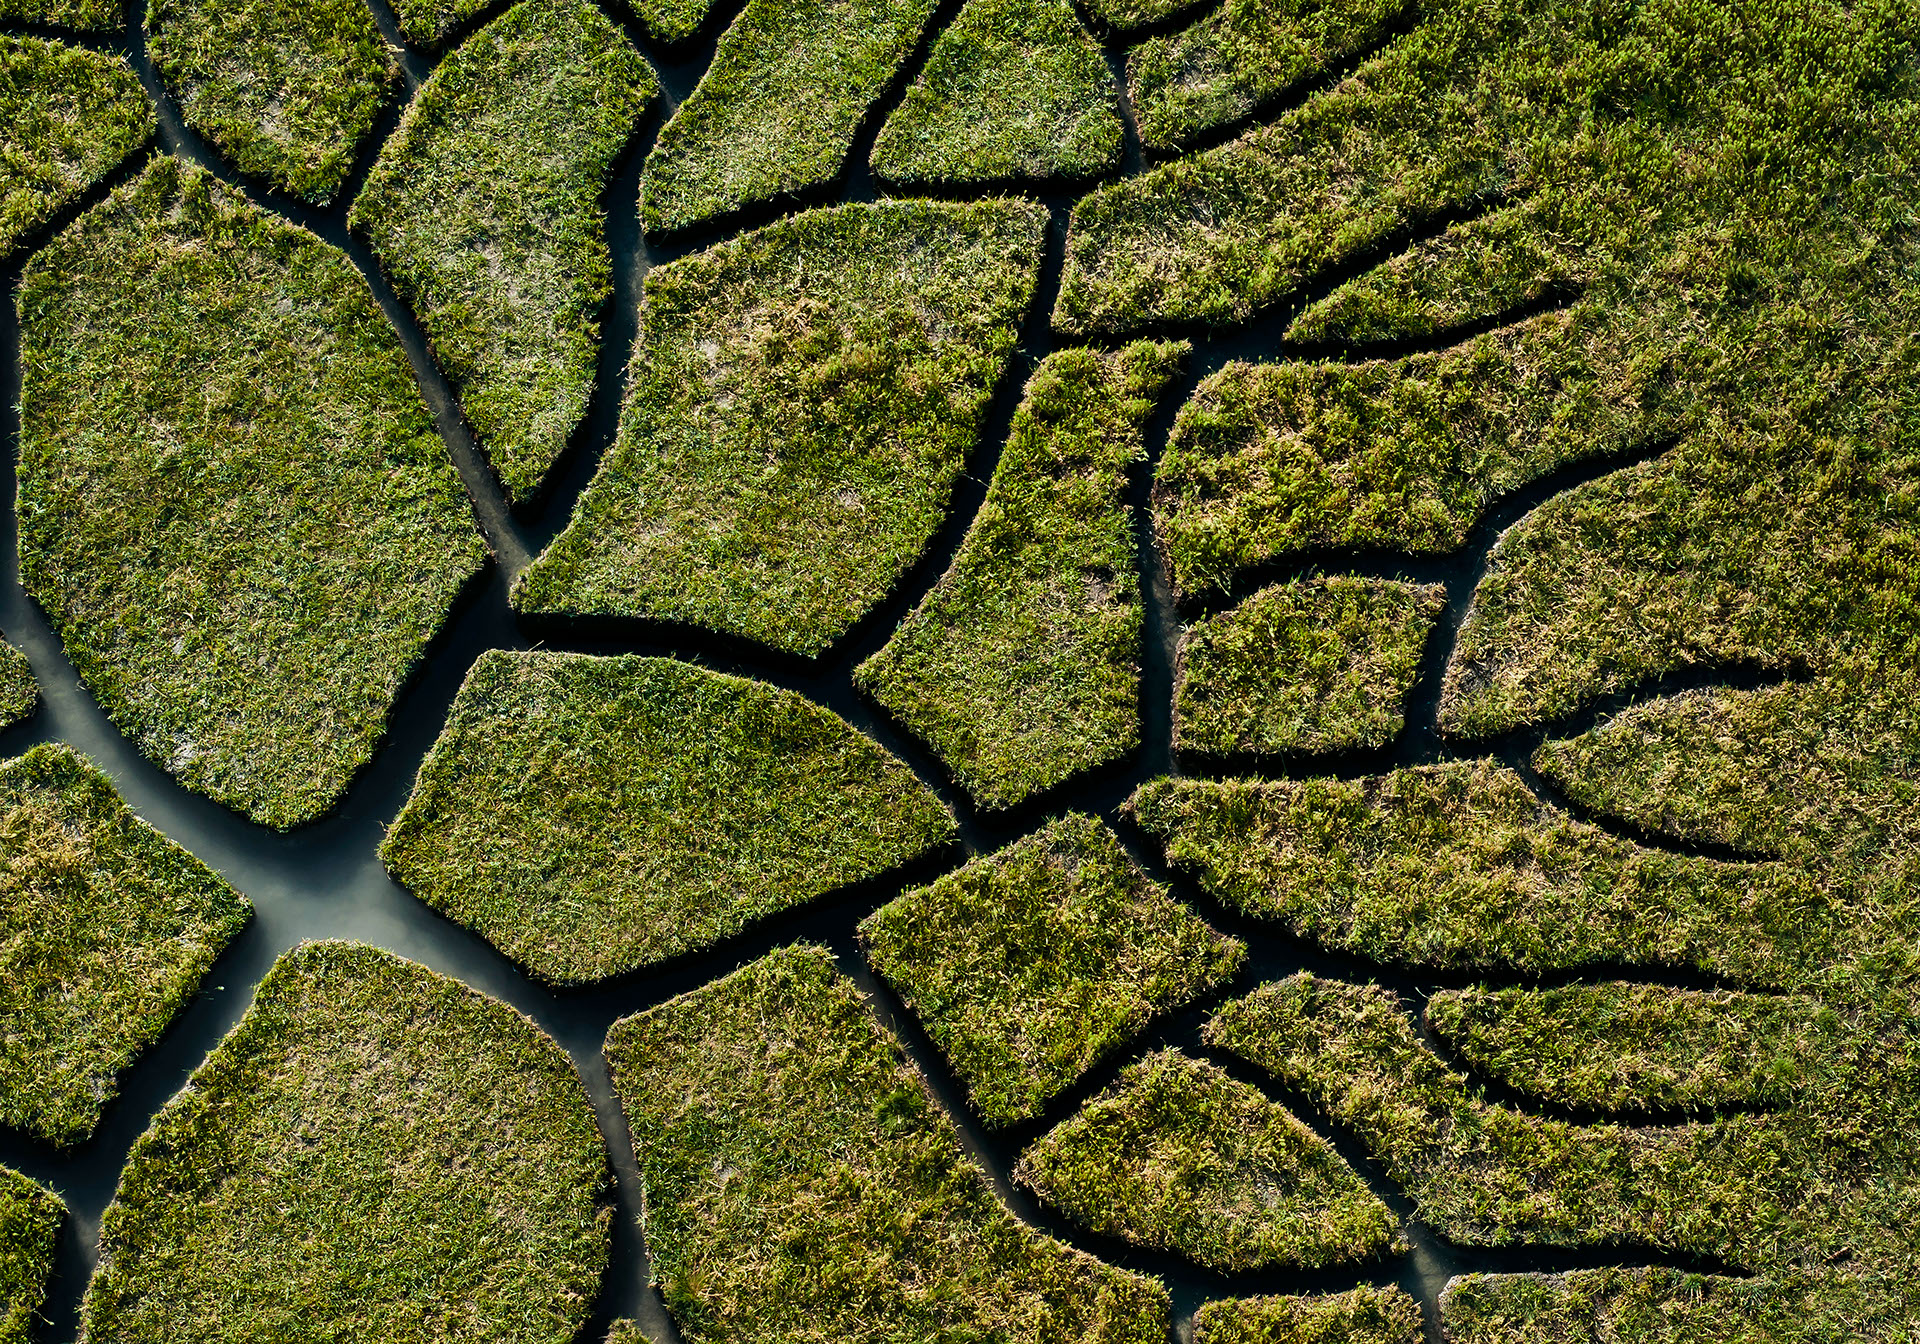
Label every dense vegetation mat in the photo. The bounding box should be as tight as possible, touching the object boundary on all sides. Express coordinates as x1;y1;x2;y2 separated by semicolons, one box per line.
1190;1287;1424;1344
1440;1268;1800;1343
389;0;492;50
18;156;486;829
629;0;717;45
604;944;1169;1344
0;641;33;731
0;35;151;258
0;745;250;1147
0;0;117;27
0;1166;62;1344
79;941;610;1344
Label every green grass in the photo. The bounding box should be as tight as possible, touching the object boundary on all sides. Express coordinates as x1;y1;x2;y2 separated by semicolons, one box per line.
1075;0;1190;32
146;0;393;204
514;199;1046;654
390;0;492;49
80;941;610;1344
602;1323;644;1344
0;744;250;1147
1440;1269;1799;1343
18;156;487;829
854;341;1184;808
1191;1287;1424;1344
869;0;1121;186
641;0;939;233
353;0;657;504
1128;765;1833;985
861;813;1243;1126
1174;577;1442;757
0;641;34;730
0;0;117;28
383;651;955;983
0;35;152;258
0;1166;62;1344
631;0;717;44
1015;1048;1396;1271
604;944;1170;1344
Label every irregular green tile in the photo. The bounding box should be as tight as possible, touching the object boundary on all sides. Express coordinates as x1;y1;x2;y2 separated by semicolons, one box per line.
0;1167;62;1344
0;641;34;731
0;35;151;257
1192;1288;1425;1344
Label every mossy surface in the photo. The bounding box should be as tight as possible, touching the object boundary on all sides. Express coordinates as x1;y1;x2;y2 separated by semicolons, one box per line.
0;35;152;258
1191;1287;1424;1344
0;1166;62;1344
0;641;34;731
353;0;657;504
1017;1048;1395;1271
641;0;938;234
515;199;1045;655
862;813;1242;1126
18;157;486;829
856;341;1183;808
0;744;250;1147
1075;0;1189;32
1175;578;1442;757
146;0;393;203
602;1323;645;1344
383;651;955;984
630;0;716;44
0;0;118;27
870;0;1120;187
1440;1269;1799;1343
80;941;610;1344
604;944;1170;1344
389;0;491;49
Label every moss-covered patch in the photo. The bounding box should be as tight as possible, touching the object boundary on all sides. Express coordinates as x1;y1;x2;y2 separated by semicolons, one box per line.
602;1323;645;1344
1440;1269;1798;1344
1191;1287;1424;1344
855;341;1182;808
1128;766;1831;985
0;641;34;731
1174;578;1442;757
18;156;487;829
1016;1048;1395;1271
870;0;1120;187
384;651;954;983
0;744;250;1147
389;0;490;49
641;0;938;234
0;35;152;258
862;813;1242;1126
80;941;609;1344
0;1166;62;1344
605;944;1169;1344
1075;0;1188;32
353;0;657;504
146;0;393;203
630;0;716;44
515;199;1045;655
0;0;118;27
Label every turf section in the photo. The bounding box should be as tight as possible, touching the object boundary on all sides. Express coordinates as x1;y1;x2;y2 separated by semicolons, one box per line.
1016;1048;1395;1271
0;0;116;27
1075;0;1188;31
1426;983;1815;1115
0;745;251;1147
389;0;491;49
1128;766;1831;984
0;1167;62;1344
18;157;487;829
1440;1269;1797;1343
0;36;152;259
383;651;955;983
869;0;1120;187
80;941;610;1343
0;641;34;730
1174;578;1442;757
604;944;1170;1344
631;0;716;44
353;0;657;504
641;0;939;234
602;1324;644;1344
855;341;1183;808
146;0;393;203
861;813;1242;1127
1191;1288;1424;1344
515;199;1046;654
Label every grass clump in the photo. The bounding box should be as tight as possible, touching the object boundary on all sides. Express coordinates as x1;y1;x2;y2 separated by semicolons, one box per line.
1128;765;1831;985
1192;1287;1424;1344
605;943;1170;1344
1075;0;1190;31
0;0;117;27
1016;1048;1395;1271
630;0;717;44
0;744;250;1147
870;0;1121;187
1440;1268;1797;1343
0;1167;62;1344
353;0;657;504
80;941;610;1344
18;156;486;829
0;640;34;730
515;199;1046;654
389;0;491;49
862;813;1242;1126
0;36;152;258
641;0;938;234
384;651;955;983
855;341;1184;808
146;0;393;203
1175;577;1442;757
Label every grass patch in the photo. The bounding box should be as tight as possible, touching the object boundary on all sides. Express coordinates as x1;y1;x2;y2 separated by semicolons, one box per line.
854;341;1183;808
1076;0;1189;32
389;0;492;49
18;156;487;829
870;0;1121;187
0;35;152;259
1192;1287;1424;1344
515;199;1046;655
1441;1269;1798;1343
80;941;610;1343
0;641;34;730
861;813;1242;1126
384;651;955;983
1128;765;1833;984
0;744;250;1147
631;0;716;44
146;0;393;204
1174;577;1442;757
1016;1047;1396;1271
0;1166;62;1344
0;0;117;27
602;1323;644;1344
604;943;1170;1343
641;0;938;234
353;0;657;504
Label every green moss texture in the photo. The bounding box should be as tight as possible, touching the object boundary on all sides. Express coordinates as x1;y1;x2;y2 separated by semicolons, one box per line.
0;35;152;258
631;0;717;44
0;0;116;26
1191;1288;1425;1344
390;0;492;50
0;641;34;731
0;1167;62;1344
1440;1269;1799;1344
